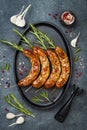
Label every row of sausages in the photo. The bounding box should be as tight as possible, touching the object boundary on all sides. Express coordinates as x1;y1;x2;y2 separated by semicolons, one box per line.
18;46;70;89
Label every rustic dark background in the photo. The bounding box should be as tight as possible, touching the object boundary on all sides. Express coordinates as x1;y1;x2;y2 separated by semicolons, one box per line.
0;0;87;130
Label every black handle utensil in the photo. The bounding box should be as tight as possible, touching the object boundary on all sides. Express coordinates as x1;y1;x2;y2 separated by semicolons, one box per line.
55;85;84;123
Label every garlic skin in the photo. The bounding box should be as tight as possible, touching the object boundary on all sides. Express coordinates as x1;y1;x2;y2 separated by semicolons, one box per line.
10;16;17;24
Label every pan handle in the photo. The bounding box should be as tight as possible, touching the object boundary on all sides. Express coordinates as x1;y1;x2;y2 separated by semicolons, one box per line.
55;87;79;122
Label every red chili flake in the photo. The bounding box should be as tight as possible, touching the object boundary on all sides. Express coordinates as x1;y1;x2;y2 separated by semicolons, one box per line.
48;13;51;16
76;70;83;78
65;30;69;33
21;65;24;68
24;69;27;73
76;72;79;75
79;72;83;77
19;72;23;76
5;108;9;112
7;82;10;88
2;70;5;73
53;15;57;19
55;13;58;16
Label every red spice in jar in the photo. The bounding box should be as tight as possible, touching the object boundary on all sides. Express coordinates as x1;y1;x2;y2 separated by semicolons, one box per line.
61;11;75;25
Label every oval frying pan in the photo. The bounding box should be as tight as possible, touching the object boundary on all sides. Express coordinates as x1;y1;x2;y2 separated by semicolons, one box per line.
14;21;73;109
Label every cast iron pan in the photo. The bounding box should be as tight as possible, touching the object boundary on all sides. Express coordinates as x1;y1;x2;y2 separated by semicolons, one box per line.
14;21;73;109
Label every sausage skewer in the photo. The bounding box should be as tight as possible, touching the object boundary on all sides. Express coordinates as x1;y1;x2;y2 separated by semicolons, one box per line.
14;27;61;89
0;40;40;87
32;46;50;88
30;24;61;88
30;24;70;89
55;46;70;88
13;29;50;89
44;49;61;88
18;49;40;87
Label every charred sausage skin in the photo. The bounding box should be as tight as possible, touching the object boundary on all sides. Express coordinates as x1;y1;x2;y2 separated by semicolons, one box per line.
18;49;40;87
32;46;50;88
55;46;70;88
44;49;61;89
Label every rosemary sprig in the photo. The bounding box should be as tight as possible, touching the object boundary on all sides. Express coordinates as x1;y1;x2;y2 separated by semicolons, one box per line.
5;93;35;118
40;91;49;101
30;24;55;49
30;24;47;50
32;91;50;103
32;96;44;103
13;28;33;49
0;40;23;52
9;93;25;109
37;29;55;49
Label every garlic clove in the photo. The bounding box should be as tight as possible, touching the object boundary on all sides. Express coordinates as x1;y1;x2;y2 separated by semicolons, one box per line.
15;16;26;27
6;112;15;119
71;38;77;47
71;32;80;47
8;116;25;127
16;116;25;124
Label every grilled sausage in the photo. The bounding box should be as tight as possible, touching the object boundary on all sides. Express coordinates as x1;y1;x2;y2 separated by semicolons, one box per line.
44;49;61;89
18;49;40;87
55;46;70;88
32;46;50;88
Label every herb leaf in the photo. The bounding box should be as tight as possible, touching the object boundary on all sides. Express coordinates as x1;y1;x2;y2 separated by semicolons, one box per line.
74;47;81;54
74;55;79;62
30;24;55;49
5;93;35;118
0;40;23;52
40;91;49;101
13;28;33;49
32;96;43;103
5;63;10;72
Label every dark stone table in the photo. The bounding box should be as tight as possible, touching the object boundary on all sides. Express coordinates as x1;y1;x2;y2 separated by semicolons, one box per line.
0;0;87;130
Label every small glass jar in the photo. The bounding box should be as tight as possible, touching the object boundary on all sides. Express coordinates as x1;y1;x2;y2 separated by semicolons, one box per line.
60;11;76;26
